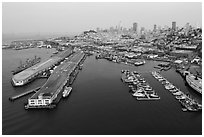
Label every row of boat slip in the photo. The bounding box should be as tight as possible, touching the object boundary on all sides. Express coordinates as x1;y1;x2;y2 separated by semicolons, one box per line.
121;70;160;101
151;71;202;112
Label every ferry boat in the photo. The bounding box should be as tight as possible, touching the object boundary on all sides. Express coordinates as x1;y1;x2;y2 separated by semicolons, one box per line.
184;71;202;94
11;56;41;75
62;86;72;98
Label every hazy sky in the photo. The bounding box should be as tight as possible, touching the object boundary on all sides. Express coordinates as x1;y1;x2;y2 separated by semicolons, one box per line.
3;2;202;35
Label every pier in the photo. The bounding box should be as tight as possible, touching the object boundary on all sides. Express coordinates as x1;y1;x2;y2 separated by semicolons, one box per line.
151;71;202;112
12;48;73;86
25;51;86;109
9;87;41;101
121;70;160;101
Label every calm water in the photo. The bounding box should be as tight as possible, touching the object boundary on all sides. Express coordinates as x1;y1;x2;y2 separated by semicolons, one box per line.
2;48;202;135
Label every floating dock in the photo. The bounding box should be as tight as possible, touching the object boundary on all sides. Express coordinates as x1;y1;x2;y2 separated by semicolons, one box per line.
151;71;202;112
121;70;160;101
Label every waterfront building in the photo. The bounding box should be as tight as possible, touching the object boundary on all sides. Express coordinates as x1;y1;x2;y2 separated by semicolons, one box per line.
170;50;192;58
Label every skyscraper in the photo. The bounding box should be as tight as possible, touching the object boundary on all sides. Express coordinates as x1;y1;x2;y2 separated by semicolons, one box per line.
133;22;138;33
172;21;176;31
153;24;157;32
140;27;145;36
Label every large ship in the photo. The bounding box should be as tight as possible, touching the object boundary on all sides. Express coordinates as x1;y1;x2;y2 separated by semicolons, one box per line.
11;56;41;75
184;71;202;94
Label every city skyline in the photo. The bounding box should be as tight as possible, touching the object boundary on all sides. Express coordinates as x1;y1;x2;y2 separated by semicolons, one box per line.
3;2;202;36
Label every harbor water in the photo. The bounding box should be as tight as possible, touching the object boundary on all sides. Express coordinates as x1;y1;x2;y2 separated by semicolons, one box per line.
2;48;202;135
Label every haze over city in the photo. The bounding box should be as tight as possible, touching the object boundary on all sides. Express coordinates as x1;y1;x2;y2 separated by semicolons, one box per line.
3;2;202;37
2;2;202;135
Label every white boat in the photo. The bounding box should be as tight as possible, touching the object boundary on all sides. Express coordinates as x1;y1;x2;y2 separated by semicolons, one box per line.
132;92;145;97
158;78;166;82
149;93;160;98
175;95;186;100
162;80;169;85
144;87;153;91
165;84;174;90
135;60;145;66
169;88;178;93
184;71;202;94
134;88;144;93
173;91;183;96
62;86;72;98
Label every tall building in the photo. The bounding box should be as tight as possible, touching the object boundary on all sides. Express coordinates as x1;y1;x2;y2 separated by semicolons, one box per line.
133;22;138;33
153;24;157;32
96;27;100;32
140;27;145;34
172;21;176;31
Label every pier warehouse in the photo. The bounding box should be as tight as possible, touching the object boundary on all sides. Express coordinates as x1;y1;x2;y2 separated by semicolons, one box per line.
12;49;73;86
27;51;85;108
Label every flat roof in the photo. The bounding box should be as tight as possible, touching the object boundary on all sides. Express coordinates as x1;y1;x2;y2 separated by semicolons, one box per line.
12;57;60;82
30;51;85;99
12;48;72;82
171;50;193;53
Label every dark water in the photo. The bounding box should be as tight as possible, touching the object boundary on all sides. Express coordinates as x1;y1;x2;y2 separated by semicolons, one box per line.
2;49;202;135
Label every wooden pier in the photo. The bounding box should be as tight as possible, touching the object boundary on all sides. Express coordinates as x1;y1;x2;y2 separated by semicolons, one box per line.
9;87;41;101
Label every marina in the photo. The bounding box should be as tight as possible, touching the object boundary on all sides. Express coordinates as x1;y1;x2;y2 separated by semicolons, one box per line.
2;3;202;134
121;70;160;101
2;50;202;134
152;71;202;112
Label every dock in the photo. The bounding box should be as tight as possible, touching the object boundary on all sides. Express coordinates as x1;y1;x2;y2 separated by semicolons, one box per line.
9;87;41;101
151;71;202;112
12;48;73;86
121;70;160;101
26;51;86;109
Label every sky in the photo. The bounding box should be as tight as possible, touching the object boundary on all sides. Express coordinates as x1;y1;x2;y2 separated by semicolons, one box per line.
2;2;202;36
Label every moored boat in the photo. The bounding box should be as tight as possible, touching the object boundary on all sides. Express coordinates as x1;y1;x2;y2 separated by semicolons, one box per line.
184;71;202;94
11;56;41;75
62;86;72;98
